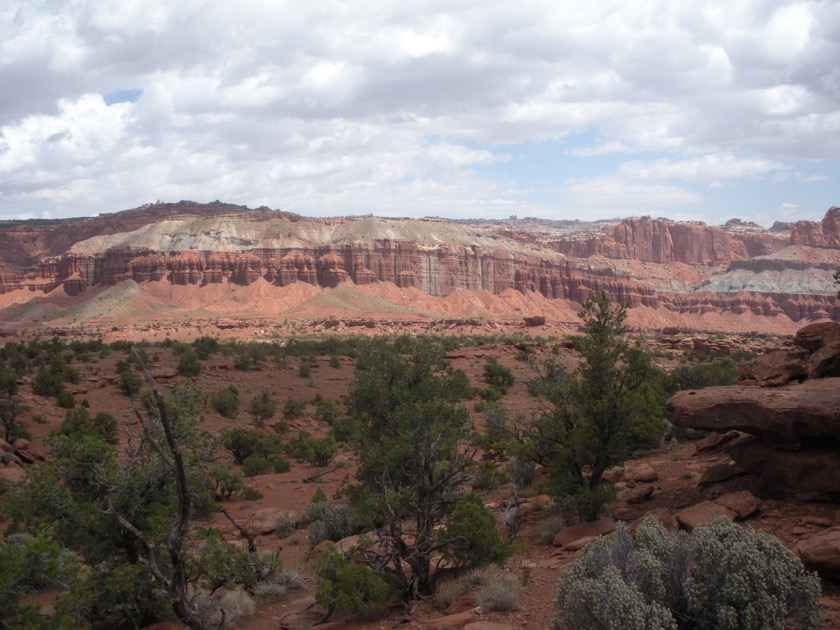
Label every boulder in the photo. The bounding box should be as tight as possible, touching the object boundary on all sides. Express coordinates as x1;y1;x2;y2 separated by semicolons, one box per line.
0;467;25;484
633;507;679;533
667;378;840;446
727;442;840;495
553;518;616;548
676;502;735;532
624;485;655;505
626;462;658;483
736;350;808;387
694;430;747;454
698;462;747;486
796;527;840;579
714;491;761;520
795;322;840;353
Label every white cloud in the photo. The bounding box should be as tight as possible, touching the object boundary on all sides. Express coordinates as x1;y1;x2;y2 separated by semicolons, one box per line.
0;0;837;221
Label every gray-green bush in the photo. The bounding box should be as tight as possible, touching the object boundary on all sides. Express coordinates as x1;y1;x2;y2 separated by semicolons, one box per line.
552;517;822;630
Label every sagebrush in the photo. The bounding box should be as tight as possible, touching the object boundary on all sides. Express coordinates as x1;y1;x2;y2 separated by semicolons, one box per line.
552;516;822;630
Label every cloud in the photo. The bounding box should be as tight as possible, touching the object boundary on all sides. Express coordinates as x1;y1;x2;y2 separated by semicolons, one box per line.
0;0;837;221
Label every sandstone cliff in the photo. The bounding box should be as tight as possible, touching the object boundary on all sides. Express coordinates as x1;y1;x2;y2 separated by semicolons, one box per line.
0;202;837;327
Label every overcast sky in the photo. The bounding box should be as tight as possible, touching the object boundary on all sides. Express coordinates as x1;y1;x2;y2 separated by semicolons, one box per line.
1;0;838;226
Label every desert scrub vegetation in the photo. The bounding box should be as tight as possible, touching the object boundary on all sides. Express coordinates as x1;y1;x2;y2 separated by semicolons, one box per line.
433;565;522;612
210;384;240;418
552;516;822;630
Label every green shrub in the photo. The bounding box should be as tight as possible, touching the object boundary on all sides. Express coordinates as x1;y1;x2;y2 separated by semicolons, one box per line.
285;430;337;467
210;385;240;418
665;360;738;395
305;503;354;549
282;399;305;419
192;336;220;360
32;368;64;397
270;456;291;473
241;455;272;477
248;390;276;428
59;407;119;444
233;354;253;371
56;390;76;409
220;428;281;464
176;348;202;377
193;537;286;592
442;494;509;567
483;358;515;393
118;370;143;396
208;464;245;500
471;460;507;491
240;486;263;501
314;398;341;425
329;355;341;369
298;361;312;378
315;544;397;620
552;517;822;630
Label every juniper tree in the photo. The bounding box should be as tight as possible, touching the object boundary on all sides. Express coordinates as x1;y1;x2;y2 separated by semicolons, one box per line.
342;340;507;598
491;292;666;520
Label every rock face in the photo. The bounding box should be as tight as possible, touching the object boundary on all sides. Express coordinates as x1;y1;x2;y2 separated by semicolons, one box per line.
791;207;840;249
552;215;785;264
667;323;840;495
0;201;837;325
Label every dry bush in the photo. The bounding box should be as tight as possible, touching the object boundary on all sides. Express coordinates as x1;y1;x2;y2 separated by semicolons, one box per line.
534;514;566;545
476;566;521;612
194;589;256;628
433;566;521;612
274;511;297;539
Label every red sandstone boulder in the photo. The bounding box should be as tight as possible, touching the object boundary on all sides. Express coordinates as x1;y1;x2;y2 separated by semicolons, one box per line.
676;502;735;532
553;518;616;548
736;349;808;386
727;443;840;495
667;378;840;446
714;491;761;520
796;527;840;579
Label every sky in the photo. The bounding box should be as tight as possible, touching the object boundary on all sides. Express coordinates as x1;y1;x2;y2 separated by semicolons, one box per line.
0;0;838;226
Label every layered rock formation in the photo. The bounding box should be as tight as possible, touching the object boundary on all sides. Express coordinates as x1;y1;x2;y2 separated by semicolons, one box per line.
0;201;837;326
550;215;786;264
667;322;840;495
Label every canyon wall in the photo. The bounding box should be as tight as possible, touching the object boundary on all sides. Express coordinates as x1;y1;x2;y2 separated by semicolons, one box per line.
0;203;837;325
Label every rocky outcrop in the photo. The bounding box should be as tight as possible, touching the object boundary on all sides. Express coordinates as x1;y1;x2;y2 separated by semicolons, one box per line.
667;323;840;495
791;207;840;249
551;216;785;264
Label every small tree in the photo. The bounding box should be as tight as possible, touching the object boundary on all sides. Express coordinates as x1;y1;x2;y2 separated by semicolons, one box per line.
0;367;29;443
344;340;507;598
495;292;666;521
249;389;277;428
